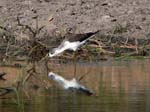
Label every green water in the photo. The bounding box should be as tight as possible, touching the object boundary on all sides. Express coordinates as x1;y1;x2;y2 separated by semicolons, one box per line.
0;60;150;112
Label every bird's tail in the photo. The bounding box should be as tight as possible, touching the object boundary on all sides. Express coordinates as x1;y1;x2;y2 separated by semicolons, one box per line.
87;30;99;37
79;87;94;96
82;30;99;42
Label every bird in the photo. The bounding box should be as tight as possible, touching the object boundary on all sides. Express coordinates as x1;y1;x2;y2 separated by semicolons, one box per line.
49;30;99;57
0;72;6;81
48;72;94;95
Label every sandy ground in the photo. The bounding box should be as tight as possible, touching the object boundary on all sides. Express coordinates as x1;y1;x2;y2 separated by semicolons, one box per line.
0;0;150;39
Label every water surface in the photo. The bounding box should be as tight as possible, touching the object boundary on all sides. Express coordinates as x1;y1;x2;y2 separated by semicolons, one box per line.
0;59;150;112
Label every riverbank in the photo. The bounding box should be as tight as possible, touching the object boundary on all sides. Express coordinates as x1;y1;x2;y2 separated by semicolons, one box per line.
0;29;150;63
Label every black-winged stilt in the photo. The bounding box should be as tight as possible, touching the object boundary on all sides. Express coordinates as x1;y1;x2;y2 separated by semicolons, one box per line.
0;72;6;81
48;72;94;95
49;30;99;57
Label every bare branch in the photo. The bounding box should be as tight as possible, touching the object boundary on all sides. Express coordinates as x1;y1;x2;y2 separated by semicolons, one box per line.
17;16;35;35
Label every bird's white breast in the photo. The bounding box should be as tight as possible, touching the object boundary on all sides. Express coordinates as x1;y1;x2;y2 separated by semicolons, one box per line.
64;78;80;89
66;41;81;51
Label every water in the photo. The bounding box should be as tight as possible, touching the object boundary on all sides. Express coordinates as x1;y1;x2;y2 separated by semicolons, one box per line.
0;59;150;112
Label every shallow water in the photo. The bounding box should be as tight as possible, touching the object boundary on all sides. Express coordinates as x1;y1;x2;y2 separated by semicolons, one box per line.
0;59;150;112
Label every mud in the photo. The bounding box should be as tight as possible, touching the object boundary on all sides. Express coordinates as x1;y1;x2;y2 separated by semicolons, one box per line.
0;0;150;39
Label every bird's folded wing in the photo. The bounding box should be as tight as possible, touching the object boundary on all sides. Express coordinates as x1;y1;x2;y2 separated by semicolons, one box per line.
79;86;94;95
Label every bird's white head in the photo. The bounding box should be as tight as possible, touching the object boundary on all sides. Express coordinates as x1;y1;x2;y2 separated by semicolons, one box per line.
48;53;54;57
48;72;66;86
48;72;56;80
49;48;59;57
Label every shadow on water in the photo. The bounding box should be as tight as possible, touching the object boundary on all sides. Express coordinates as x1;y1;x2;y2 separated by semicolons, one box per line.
0;59;150;112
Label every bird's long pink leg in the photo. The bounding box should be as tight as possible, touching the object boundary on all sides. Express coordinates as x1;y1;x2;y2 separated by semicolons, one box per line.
73;52;77;78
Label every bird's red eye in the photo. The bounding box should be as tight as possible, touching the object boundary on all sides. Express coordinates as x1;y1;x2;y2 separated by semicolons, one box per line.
49;75;55;79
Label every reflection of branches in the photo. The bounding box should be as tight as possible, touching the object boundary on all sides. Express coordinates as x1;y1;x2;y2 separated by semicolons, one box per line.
23;64;37;84
78;56;93;81
32;73;49;89
0;72;6;81
0;87;14;97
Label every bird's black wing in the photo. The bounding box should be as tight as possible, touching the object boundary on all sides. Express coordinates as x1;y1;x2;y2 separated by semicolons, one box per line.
68;86;94;96
66;30;99;42
68;87;78;92
78;86;94;96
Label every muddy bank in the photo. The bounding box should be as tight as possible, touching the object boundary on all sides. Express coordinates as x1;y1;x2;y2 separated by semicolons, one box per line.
1;0;150;39
0;26;150;63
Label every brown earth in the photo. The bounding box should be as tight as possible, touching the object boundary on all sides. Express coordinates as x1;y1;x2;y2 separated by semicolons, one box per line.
1;0;150;39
